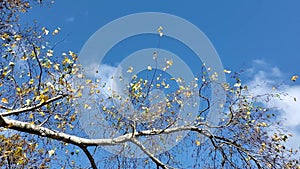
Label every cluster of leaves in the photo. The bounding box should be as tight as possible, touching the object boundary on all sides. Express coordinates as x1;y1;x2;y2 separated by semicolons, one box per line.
0;1;88;168
0;1;299;169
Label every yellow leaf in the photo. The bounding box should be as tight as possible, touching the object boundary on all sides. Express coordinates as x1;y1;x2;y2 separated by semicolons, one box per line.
291;75;298;82
14;35;22;41
1;33;9;40
77;74;84;78
224;69;231;74
260;122;268;127
157;26;163;36
41;87;49;94
40;94;49;103
54;114;60;120
77;92;83;97
42;27;49;35
39;111;45;116
84;104;91;109
16;87;21;92
10;43;16;48
29;113;34;119
1;98;8;104
195;140;201;146
14;147;23;157
68;51;76;58
53;64;60;70
70;114;76;122
29;79;34;84
166;60;173;66
86;79;92;84
52;28;60;35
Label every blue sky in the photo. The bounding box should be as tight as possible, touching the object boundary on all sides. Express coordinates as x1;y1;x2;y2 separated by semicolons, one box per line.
23;1;300;75
20;0;300;167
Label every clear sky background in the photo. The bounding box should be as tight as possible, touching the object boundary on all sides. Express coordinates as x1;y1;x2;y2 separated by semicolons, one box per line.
23;0;300;74
20;0;300;165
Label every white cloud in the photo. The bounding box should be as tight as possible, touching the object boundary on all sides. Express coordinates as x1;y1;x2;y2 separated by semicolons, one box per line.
82;63;132;106
246;60;300;150
252;59;266;65
83;63;118;95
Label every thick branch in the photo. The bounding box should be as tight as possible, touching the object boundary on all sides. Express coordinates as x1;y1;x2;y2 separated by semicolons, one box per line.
0;115;262;168
0;116;131;146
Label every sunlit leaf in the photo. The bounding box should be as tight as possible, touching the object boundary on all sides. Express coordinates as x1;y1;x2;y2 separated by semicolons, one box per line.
1;98;8;104
166;60;173;66
195;140;201;146
86;79;92;84
42;27;49;35
157;26;163;37
234;83;241;88
52;27;60;35
77;92;83;97
54;114;60;120
291;75;298;82
14;35;22;41
1;33;9;40
46;50;53;57
39;111;45;116
9;62;15;67
48;149;55;157
127;66;133;73
29;79;34;84
224;69;231;74
84;104;91;109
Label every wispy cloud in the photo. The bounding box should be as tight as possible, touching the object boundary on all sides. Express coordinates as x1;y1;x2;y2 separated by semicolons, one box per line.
246;59;300;150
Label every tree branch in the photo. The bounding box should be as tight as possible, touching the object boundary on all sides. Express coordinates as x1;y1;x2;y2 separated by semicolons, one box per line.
0;94;67;117
0;115;132;146
78;145;98;169
32;44;43;95
0;115;262;169
130;138;169;169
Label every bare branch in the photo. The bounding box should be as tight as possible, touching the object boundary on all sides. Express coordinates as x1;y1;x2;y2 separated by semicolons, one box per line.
0;94;67;117
79;145;98;169
32;44;43;95
130;138;169;169
0;115;268;169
